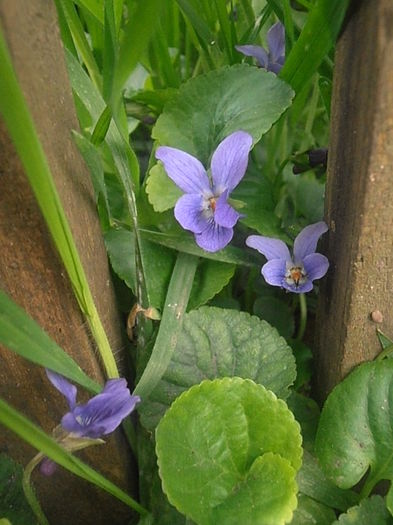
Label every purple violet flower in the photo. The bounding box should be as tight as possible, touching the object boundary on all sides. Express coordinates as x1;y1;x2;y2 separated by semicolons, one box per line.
46;370;140;439
246;222;329;293
156;131;253;252
235;22;285;74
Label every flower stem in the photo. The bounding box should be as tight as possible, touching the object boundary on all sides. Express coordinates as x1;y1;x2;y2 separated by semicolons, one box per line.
296;293;307;341
22;454;50;525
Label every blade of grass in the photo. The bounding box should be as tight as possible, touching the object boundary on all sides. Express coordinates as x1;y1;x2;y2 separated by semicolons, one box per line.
111;0;164;103
134;252;198;399
0;291;100;394
56;0;102;92
0;27;118;379
280;0;350;95
66;50;149;313
74;0;104;25
214;0;234;62
0;398;148;516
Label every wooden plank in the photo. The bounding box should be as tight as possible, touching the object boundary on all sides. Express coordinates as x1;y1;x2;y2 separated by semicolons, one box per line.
314;0;393;401
0;1;135;523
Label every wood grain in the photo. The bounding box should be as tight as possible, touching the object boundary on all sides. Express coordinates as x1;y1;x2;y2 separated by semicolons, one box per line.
314;0;393;401
0;0;135;523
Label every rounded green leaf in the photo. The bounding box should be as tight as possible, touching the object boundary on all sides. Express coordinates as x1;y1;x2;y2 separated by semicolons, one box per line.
315;360;393;496
152;65;294;165
289;494;336;525
332;496;392;525
139;307;296;429
156;378;302;525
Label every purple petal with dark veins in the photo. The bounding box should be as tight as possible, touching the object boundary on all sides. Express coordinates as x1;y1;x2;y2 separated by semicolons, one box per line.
303;253;329;281
235;44;269;68
46;370;77;410
293;221;328;262
246;235;291;261
282;279;314;294
194;222;233;252
156;146;210;194
214;191;241;228
261;258;287;287
267;22;285;63
174;193;209;233
211;131;253;193
61;380;140;438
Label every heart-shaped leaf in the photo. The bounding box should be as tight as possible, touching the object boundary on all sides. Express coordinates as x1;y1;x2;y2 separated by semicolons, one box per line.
156;378;302;525
315;360;393;508
138;306;296;429
332;496;392;525
152;64;294;164
289;494;336;525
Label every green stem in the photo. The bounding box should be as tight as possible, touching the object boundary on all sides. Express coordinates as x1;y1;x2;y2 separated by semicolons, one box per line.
22;454;50;525
296;293;307;341
376;344;393;361
134;252;198;399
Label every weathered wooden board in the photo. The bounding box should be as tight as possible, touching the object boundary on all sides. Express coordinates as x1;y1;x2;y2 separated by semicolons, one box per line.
0;1;135;523
314;0;393;401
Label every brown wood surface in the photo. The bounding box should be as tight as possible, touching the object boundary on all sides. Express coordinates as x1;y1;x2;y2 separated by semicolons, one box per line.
0;1;136;523
314;0;393;401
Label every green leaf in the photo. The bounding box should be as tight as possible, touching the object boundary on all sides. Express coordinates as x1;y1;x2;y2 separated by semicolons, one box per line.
286;392;319;452
188;260;235;311
156;378;302;525
289;494;336;525
253;296;295;339
315;360;393;504
280;0;349;95
152;64;294;165
72;131;110;216
0;399;148;516
0;291;100;394
112;0;164;100
297;451;359;512
0;454;38;524
233;169;288;240
146;163;182;212
104;228;176;309
140;228;259;267
292;176;325;223
332;496;393;525
139;306;296;429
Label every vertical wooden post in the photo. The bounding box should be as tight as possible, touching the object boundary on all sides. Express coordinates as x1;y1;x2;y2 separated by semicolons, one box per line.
0;1;135;523
314;0;393;401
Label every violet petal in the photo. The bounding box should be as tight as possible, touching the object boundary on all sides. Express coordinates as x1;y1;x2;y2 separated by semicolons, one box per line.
282;279;314;294
46;370;77;410
303;253;329;281
156;146;210;194
40;458;58;477
211;131;253;193
293;221;328;262
261;259;287;287
214;192;241;228
268;62;283;74
61;382;140;438
267;22;285;63
194;222;233;252
246;235;291;261
235;44;269;68
174;193;210;233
